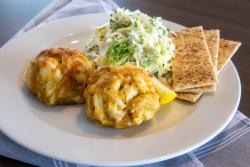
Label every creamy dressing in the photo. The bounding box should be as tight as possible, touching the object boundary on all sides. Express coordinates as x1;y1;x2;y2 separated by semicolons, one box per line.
84;8;175;77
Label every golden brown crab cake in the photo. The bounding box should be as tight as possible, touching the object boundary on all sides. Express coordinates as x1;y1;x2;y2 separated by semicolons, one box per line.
84;65;160;128
26;48;94;105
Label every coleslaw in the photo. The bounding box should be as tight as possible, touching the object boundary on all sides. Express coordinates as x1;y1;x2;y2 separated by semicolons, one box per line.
84;8;175;77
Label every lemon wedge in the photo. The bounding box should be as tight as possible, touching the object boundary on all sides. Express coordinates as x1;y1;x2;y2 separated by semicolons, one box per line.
152;77;176;105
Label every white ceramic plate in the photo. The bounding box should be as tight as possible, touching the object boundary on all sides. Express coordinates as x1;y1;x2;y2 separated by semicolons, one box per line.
0;14;241;166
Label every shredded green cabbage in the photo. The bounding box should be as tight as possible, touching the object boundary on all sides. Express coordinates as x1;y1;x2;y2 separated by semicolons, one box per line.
84;8;175;77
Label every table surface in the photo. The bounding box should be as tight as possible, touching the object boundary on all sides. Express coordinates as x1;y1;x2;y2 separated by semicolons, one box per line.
0;0;249;166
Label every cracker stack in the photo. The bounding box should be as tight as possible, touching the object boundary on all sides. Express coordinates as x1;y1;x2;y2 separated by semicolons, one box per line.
169;26;241;103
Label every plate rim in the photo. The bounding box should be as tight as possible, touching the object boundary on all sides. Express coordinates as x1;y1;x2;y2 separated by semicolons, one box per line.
0;13;241;166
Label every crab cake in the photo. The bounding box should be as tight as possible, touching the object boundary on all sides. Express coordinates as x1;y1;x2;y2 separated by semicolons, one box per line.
26;48;94;105
84;65;160;128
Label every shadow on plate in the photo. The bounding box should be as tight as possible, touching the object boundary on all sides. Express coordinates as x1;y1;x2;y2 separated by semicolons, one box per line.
75;106;155;138
20;79;196;139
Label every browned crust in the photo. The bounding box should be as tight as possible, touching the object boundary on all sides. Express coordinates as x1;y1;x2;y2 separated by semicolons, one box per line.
84;65;160;128
204;29;220;72
26;48;94;105
172;26;217;91
173;29;219;93
217;39;241;72
173;38;241;101
174;35;242;94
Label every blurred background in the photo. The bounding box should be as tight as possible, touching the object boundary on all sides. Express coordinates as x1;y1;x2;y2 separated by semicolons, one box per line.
0;0;249;166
